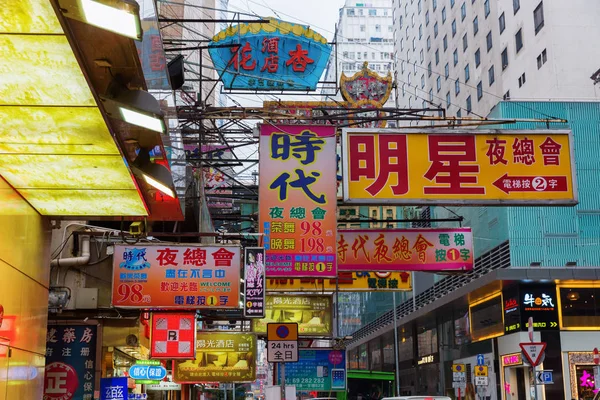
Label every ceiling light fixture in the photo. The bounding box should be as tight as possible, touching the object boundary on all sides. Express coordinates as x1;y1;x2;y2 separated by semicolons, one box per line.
100;87;166;134
132;148;176;199
59;0;143;40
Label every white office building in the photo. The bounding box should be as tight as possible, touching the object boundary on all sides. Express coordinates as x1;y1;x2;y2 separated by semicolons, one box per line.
393;0;600;118
322;0;395;104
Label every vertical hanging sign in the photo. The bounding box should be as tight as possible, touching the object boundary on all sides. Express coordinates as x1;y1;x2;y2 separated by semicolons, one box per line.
244;247;266;318
259;124;337;278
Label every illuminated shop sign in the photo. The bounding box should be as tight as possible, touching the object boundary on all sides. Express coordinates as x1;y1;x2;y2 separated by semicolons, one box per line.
417;354;439;365
502;284;559;333
502;353;523;367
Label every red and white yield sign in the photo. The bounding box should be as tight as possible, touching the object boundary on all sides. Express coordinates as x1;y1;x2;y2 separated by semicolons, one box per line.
519;342;547;367
151;313;196;359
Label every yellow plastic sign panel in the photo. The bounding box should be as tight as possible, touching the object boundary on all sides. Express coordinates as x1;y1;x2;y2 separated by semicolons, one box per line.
266;271;412;292
342;129;576;205
475;365;488;377
452;364;466;373
267;323;299;341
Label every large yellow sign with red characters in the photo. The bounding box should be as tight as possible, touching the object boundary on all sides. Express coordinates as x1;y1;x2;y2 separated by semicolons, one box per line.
342;129;576;205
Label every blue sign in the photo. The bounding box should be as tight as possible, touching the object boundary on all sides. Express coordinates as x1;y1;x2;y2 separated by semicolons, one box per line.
277;349;346;391
477;354;485;366
128;364;167;381
209;19;331;91
537;370;554;384
100;377;128;400
44;325;97;400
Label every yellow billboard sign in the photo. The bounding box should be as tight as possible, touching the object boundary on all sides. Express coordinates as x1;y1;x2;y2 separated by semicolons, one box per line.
266;271;411;292
253;295;333;336
173;332;256;383
342;129;576;205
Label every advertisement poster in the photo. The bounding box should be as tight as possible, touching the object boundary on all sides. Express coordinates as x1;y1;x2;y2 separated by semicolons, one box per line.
277;349;346;391
259;124;337;278
342;129;576;205
173;333;256;383
150;313;196;359
244;247;266;318
338;228;474;272
43;325;97;400
252;295;333;336
266;271;412;292
112;244;240;309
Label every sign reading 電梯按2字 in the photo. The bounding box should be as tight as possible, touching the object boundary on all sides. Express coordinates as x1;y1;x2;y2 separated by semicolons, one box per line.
208;19;331;91
259;125;337;278
244;247;266;318
342;129;576;205
43;325;97;400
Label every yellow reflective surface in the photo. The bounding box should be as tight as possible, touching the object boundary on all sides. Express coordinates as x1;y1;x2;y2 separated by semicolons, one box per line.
0;2;148;216
0;106;120;154
0;0;63;34
19;189;148;216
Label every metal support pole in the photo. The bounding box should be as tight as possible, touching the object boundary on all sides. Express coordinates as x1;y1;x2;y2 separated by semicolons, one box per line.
392;291;401;396
232;383;235;400
532;365;538;400
281;362;286;400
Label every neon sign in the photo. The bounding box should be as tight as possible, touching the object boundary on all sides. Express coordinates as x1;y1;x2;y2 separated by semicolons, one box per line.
502;353;523;366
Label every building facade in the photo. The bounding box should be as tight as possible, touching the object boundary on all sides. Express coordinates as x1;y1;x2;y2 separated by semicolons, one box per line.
323;0;395;104
344;101;600;400
393;0;600;117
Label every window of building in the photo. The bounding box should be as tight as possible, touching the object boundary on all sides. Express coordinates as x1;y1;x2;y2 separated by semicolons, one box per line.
499;12;506;34
473;16;479;35
457;109;462;123
400;38;404;50
435;49;439;65
399;15;403;28
384;8;389;16
427;36;431;50
477;80;483;100
534;1;545;34
420;49;424;63
455;79;460;95
452;19;457;37
515;29;523;52
359;8;363;15
463;33;468;51
445;63;449;79
360;25;365;32
418;0;422;13
413;38;416;50
433;0;437;11
513;0;520;14
484;0;490;17
376;24;381;32
537;48;547;69
518;72;526;87
446;91;451;108
348;52;355;59
461;3;466;20
501;47;508;69
347;8;355;16
419;24;423;38
388;25;394;32
442;7;447;22
488;65;495;85
369;8;377;16
437;76;441;92
453;49;458;66
421;74;425;89
434;22;438;37
503;90;510;100
486;31;493;51
428;62;432;76
426;10;430;25
401;60;405;73
412;14;415;26
443;35;448;51
475;48;481;66
429;88;434;101
466;95;472;113
464;64;470;82
357;52;361;60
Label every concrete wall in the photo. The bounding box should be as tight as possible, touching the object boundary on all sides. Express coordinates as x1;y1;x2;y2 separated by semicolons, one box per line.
0;176;52;399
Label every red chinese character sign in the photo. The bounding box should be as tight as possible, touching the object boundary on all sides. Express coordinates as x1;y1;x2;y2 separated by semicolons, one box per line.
208;19;331;91
337;228;473;272
150;313;196;359
342;129;577;205
259;125;337;278
112;244;240;308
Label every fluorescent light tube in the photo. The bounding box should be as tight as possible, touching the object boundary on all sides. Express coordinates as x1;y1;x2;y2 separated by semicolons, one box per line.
119;107;165;133
81;0;141;40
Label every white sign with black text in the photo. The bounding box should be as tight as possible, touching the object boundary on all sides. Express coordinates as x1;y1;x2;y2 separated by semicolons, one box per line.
267;340;298;363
